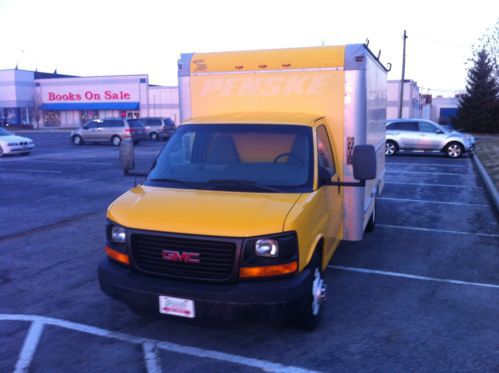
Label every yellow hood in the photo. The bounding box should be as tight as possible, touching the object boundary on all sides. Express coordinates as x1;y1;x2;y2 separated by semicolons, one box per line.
108;186;302;237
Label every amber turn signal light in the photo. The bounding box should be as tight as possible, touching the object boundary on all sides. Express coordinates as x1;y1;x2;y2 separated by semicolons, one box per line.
105;246;130;266
239;261;297;278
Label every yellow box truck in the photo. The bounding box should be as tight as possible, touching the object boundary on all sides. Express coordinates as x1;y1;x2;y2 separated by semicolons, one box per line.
99;44;387;329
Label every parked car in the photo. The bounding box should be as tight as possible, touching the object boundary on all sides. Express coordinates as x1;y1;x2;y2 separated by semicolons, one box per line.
385;119;475;158
135;117;176;141
70;118;147;146
0;127;35;157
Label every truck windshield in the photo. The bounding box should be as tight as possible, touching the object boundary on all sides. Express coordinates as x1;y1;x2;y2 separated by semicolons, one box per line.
146;124;314;193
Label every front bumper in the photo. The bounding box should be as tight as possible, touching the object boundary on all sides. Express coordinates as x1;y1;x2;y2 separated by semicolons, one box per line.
98;259;311;322
6;144;34;153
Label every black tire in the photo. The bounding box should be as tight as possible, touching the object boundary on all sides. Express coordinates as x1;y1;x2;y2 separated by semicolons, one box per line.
111;136;122;147
291;253;325;330
365;198;377;232
0;146;4;157
149;132;159;141
72;135;84;145
385;140;398;156
445;142;464;158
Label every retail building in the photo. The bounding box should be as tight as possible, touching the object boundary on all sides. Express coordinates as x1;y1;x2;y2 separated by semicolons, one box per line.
387;79;422;119
0;69;179;128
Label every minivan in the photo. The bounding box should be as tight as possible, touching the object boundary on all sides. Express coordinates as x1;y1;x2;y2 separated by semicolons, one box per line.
137;117;176;141
71;118;147;146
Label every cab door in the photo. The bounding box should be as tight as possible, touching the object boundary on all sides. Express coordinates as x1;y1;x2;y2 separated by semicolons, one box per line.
316;124;342;260
80;121;99;141
391;121;420;150
418;121;446;151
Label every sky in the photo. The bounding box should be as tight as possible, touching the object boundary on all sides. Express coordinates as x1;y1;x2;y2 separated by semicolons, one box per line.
0;0;497;96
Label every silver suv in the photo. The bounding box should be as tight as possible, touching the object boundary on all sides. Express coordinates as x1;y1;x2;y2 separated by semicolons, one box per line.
71;118;147;146
386;119;475;158
136;117;176;141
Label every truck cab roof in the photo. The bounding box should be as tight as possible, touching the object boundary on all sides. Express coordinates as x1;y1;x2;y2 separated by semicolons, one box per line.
183;112;324;127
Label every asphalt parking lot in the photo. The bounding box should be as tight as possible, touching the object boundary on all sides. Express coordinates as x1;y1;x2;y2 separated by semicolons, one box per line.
1;132;498;372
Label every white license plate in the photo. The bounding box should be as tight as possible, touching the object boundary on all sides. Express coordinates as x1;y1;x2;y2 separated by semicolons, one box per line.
159;295;195;318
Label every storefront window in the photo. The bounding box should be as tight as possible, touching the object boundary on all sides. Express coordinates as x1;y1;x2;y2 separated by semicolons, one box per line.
20;108;31;126
81;110;98;124
3;108;20;126
44;111;61;127
126;111;140;119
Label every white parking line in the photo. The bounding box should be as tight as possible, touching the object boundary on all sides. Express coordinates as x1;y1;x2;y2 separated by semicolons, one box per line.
387;162;469;168
0;314;318;373
379;197;490;208
0;168;62;174
378;224;499;238
328;265;499;289
386;170;474;176
14;320;44;373
385;182;483;189
8;159;115;166
142;342;163;373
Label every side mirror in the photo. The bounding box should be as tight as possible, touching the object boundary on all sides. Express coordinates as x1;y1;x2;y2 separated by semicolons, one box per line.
318;166;333;186
119;139;135;174
352;145;376;181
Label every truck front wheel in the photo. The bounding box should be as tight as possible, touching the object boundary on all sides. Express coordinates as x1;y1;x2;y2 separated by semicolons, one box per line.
292;254;326;330
365;198;377;232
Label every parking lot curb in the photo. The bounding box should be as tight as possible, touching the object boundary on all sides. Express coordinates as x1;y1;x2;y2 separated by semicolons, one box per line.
472;154;499;214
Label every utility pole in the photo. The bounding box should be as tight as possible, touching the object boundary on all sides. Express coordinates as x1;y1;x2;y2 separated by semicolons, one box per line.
398;30;408;119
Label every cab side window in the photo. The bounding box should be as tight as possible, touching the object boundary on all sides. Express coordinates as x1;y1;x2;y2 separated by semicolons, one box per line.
399;122;419;131
388;122;418;131
110;120;124;128
147;119;162;127
316;125;336;179
84;122;97;130
419;121;437;133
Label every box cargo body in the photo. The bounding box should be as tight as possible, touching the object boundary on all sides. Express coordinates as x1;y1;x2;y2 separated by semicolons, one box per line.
178;44;387;240
99;44;387;329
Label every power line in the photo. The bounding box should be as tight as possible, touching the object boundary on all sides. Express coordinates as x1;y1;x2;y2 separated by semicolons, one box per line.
411;34;470;49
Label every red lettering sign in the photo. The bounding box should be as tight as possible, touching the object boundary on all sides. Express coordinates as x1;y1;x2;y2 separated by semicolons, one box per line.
104;90;131;100
47;90;131;102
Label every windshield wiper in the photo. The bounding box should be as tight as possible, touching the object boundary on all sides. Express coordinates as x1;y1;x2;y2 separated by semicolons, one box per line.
206;179;279;193
148;178;206;187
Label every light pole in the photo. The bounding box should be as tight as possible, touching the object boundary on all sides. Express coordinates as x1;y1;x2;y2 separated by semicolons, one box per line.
16;50;26;69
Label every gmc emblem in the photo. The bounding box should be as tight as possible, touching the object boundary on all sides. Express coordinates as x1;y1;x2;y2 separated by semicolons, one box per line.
162;250;200;264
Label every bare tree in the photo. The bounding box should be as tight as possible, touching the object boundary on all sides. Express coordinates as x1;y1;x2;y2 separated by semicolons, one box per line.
31;92;42;129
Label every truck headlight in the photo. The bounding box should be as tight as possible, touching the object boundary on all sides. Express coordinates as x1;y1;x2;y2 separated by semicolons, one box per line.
240;232;298;275
111;226;126;243
255;239;279;257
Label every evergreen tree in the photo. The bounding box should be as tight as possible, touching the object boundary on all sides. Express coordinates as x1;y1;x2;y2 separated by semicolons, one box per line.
455;49;499;133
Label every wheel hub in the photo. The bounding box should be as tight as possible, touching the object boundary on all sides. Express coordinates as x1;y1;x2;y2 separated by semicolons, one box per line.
312;268;326;316
448;145;461;157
